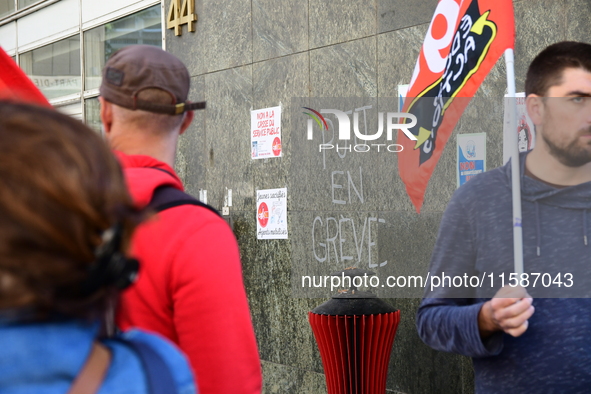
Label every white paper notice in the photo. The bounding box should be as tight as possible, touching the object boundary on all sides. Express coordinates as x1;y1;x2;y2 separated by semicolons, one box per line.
256;188;288;239
251;106;282;159
503;92;535;163
457;133;486;188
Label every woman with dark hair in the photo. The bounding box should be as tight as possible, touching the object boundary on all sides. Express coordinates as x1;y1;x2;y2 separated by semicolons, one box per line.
0;102;196;394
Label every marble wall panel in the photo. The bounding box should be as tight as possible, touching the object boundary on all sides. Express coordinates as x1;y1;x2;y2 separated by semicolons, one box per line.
513;0;567;91
176;75;207;197
233;209;325;370
261;361;327;394
378;0;438;34
164;0;206;76
565;0;591;44
310;37;377;98
203;65;254;211
252;53;309;197
386;298;471;393
252;0;308;62
165;0;252;76
309;0;377;48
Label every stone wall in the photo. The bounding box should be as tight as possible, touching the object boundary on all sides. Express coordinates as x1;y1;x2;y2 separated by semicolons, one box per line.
167;0;591;392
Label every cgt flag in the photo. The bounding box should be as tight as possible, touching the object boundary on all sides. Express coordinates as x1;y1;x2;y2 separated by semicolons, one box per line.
397;0;514;212
0;47;50;107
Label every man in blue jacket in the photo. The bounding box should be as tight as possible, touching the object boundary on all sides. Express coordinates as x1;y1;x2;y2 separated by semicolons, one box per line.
417;41;591;393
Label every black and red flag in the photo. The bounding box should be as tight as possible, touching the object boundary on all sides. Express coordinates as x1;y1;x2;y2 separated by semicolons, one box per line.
397;0;514;212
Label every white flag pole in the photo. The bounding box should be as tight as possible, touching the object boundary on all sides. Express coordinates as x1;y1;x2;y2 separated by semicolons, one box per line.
504;48;524;276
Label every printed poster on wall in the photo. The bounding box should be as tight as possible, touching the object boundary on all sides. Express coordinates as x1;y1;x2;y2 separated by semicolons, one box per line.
457;133;486;187
251;105;282;159
503;92;535;163
256;188;288;239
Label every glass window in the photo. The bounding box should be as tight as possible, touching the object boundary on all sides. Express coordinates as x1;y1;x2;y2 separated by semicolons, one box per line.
18;0;40;9
84;97;102;133
20;36;81;100
0;0;15;18
55;101;82;121
84;5;161;91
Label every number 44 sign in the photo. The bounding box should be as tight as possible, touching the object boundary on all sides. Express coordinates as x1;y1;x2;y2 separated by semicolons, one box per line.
167;0;197;36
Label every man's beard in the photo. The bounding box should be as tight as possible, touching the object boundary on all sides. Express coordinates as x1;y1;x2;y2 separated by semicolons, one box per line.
543;127;591;167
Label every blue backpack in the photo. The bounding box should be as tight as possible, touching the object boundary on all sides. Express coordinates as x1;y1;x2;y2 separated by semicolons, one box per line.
113;337;183;394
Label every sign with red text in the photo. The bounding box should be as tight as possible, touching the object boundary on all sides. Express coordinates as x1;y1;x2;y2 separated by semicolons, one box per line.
503;92;535;163
256;188;288;239
457;133;486;187
251;105;282;159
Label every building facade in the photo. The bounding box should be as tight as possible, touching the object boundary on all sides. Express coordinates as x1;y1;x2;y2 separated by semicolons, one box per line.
2;1;591;393
0;0;162;128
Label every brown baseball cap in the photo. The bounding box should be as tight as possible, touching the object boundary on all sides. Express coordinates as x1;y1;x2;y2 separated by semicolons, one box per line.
99;45;205;115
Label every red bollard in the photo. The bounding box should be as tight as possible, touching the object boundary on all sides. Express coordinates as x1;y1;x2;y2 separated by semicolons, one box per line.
308;269;400;394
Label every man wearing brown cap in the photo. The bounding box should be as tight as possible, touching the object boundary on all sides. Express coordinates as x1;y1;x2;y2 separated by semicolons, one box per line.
99;45;262;394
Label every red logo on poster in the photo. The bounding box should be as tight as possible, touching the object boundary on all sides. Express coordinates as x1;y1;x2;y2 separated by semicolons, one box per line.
257;202;269;227
272;137;282;156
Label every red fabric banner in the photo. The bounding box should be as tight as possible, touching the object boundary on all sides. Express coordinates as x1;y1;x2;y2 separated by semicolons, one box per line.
397;0;514;212
0;47;50;107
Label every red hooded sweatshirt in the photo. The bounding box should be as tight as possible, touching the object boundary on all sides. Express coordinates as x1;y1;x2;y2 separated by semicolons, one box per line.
115;152;262;394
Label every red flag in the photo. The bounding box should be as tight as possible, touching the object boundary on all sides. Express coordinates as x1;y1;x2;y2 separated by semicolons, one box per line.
0;47;50;107
397;0;514;212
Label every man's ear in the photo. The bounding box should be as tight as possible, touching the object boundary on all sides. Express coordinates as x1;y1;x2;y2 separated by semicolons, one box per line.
99;97;113;135
179;110;194;135
526;94;544;127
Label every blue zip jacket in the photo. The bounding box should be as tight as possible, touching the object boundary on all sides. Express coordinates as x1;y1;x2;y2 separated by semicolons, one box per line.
0;319;196;394
417;152;591;393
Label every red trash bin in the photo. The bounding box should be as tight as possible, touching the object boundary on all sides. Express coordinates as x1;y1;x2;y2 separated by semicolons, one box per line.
308;269;400;394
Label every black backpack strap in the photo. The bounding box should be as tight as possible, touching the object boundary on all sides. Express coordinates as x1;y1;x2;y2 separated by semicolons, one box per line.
113;338;178;394
148;186;221;217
